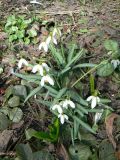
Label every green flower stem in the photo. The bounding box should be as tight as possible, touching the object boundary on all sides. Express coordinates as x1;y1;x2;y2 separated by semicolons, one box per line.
71;60;108;88
90;74;95;95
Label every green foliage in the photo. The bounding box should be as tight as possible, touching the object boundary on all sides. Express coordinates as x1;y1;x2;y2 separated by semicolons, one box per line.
5;15;38;44
0;112;9;131
25;118;60;142
69;143;92;160
16;143;54;160
0;85;27;123
97;62;114;77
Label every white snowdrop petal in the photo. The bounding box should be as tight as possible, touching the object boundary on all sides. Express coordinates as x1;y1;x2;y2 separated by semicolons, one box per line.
39;42;48;52
60;115;65;124
52;37;57;45
40;77;45;86
30;1;42;4
46;75;54;86
68;100;75;108
86;96;93;102
63;100;68;109
18;58;28;69
52;105;63;114
32;65;40;73
46;36;51;46
58;29;62;37
52;28;58;37
94;112;102;124
42;63;49;72
64;114;68;120
97;97;100;103
111;59;120;69
39;65;44;76
91;97;97;109
40;75;54;87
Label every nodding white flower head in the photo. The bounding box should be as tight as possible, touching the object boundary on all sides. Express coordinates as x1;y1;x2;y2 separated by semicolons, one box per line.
40;75;54;87
46;36;52;46
87;96;100;109
94;110;103;124
18;58;28;69
63;99;75;109
32;63;49;76
52;28;61;45
30;0;42;4
52;104;63;114
42;63;49;72
111;59;120;69
58;113;68;124
39;36;51;52
32;64;44;76
39;42;48;52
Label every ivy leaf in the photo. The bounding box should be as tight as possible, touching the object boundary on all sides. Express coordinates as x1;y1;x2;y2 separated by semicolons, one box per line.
16;143;33;160
97;62;114;77
27;29;37;37
8;96;20;108
104;40;118;52
0;112;9;131
9;107;23;123
9;34;17;42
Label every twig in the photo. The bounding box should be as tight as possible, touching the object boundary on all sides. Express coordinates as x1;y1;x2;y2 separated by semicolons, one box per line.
0;151;16;156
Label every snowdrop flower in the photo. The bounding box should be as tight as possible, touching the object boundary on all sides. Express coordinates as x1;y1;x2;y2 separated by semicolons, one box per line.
58;113;68;124
30;0;42;5
52;28;61;45
39;42;48;52
32;63;49;76
52;104;63;114
18;58;28;69
111;59;120;69
32;64;44;76
40;75;54;86
87;96;100;109
42;63;50;72
63;99;75;109
94;110;103;124
46;36;52;46
39;36;51;52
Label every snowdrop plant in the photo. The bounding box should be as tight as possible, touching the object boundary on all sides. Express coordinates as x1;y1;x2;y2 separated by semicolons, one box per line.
14;27;105;143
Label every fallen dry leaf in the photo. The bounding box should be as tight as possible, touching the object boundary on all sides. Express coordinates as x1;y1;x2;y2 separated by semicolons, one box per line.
105;113;119;149
57;143;69;160
115;151;120;160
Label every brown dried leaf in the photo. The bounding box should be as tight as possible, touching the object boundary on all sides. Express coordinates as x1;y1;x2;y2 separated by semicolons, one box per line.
57;143;69;160
105;113;119;149
115;151;120;160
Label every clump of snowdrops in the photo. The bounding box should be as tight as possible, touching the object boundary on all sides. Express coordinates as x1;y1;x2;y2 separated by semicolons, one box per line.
13;27;109;142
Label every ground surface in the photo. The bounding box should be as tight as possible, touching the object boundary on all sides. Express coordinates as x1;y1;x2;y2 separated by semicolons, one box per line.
0;0;120;159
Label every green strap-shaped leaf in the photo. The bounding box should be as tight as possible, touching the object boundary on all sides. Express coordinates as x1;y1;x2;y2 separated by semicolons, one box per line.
73;63;96;69
67;44;76;63
76;104;88;114
67;90;88;106
24;86;41;103
74;116;95;134
44;85;58;95
53;87;67;105
65;49;84;68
